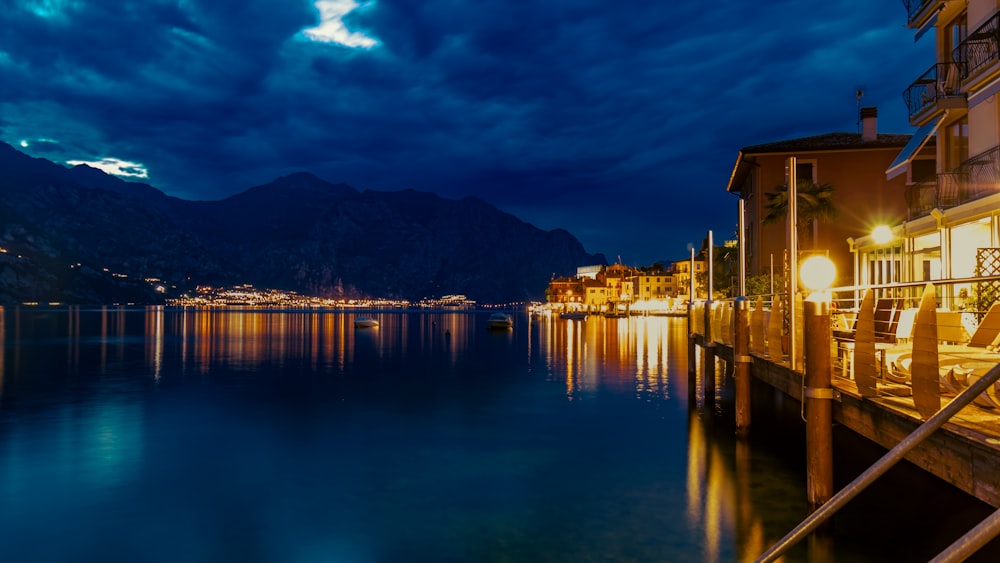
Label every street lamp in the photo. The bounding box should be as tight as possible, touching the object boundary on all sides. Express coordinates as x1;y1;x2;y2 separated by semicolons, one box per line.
871;225;893;245
800;254;837;303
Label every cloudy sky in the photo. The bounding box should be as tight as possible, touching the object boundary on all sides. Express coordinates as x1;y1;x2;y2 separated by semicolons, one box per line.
1;0;931;265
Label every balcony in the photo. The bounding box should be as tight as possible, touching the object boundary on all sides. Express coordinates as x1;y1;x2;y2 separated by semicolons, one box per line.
954;12;1000;80
903;61;967;122
906;145;1000;220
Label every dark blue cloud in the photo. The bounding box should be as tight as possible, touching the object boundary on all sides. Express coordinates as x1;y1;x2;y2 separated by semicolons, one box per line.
0;0;933;264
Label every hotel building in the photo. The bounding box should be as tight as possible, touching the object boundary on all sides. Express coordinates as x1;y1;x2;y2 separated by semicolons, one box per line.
851;0;1000;308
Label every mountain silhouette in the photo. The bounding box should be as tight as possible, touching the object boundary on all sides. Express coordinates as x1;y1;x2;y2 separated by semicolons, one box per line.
0;141;605;303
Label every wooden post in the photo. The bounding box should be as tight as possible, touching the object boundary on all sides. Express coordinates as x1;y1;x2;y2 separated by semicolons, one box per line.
703;300;715;404
804;297;833;512
734;297;751;438
688;301;697;402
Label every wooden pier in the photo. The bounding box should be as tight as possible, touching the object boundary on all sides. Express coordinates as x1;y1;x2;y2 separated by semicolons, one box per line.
711;340;1000;508
690;295;1000;510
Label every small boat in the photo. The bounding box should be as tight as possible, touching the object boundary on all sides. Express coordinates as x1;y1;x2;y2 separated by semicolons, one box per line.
486;312;513;330
354;316;379;328
559;311;588;320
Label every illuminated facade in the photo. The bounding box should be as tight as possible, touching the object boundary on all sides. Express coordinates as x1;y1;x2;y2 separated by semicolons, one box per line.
851;0;1000;307
672;258;707;300
545;276;584;307
546;263;689;311
632;273;675;301
727;110;913;288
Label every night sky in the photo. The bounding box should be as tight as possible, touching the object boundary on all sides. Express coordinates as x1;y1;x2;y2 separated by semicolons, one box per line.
1;1;932;265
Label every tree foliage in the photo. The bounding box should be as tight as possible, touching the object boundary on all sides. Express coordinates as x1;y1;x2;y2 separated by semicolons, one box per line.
761;180;837;248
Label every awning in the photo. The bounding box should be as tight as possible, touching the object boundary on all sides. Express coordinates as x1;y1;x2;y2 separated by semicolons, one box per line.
970;73;1000;107
914;9;938;42
885;116;945;181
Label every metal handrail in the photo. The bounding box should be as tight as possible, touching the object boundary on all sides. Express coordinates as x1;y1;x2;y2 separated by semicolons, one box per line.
756;363;1000;562
931;508;1000;562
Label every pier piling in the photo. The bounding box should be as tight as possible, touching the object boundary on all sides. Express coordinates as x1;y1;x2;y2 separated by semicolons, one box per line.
734;297;751;438
703;300;716;405
804;298;833;512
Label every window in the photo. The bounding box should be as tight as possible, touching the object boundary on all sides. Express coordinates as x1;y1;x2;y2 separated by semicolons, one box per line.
797;161;815;184
943;117;969;170
785;160;816;185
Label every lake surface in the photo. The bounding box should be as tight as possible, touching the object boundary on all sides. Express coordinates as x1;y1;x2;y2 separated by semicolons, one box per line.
0;307;997;562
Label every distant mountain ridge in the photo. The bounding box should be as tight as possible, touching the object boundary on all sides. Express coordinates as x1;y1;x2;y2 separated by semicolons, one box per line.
0;141;605;304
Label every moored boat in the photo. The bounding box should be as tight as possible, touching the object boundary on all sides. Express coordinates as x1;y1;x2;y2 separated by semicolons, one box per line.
354;316;379;328
486;312;513;330
559;311;588;320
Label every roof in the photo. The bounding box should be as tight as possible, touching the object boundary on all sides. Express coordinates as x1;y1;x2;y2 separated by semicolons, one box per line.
740;132;913;154
726;132;924;195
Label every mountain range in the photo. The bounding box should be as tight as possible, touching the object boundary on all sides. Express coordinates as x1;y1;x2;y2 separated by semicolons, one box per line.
0;141;605;304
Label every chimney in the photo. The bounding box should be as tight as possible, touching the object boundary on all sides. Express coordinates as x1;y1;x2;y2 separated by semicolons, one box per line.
861;106;878;141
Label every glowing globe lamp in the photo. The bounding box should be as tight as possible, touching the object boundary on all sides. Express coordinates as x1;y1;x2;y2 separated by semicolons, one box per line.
871;225;893;245
800;255;837;292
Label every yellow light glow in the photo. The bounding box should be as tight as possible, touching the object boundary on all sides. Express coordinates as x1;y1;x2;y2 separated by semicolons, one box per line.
871;225;893;245
799;255;836;291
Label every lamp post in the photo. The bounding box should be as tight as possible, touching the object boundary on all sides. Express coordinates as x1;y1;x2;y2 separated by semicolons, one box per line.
799;254;836;512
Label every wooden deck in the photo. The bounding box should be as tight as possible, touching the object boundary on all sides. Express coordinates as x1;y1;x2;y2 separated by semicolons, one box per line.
713;342;1000;508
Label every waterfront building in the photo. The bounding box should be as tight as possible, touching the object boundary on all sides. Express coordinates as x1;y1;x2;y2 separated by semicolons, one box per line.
546;262;695;311
631;271;674;301
545;276;584;308
726;108;914;288
849;0;1000;311
583;277;608;310
671;257;707;300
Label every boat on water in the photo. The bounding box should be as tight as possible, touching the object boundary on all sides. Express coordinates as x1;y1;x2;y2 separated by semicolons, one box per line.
354;316;379;328
486;312;513;330
559;311;588;320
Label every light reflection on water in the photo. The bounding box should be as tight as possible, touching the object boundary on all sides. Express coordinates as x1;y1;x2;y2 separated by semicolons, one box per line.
0;307;996;562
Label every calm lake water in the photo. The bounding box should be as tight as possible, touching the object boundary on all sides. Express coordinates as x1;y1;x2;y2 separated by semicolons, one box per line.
0;306;998;562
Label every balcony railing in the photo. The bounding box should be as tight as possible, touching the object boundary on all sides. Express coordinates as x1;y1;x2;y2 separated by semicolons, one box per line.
954;12;1000;78
963;144;1000;200
906;145;1000;219
903;61;966;119
903;0;935;25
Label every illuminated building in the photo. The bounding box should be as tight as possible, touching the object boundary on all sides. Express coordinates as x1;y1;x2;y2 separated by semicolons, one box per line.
850;0;1000;308
671;257;706;300
726;108;914;287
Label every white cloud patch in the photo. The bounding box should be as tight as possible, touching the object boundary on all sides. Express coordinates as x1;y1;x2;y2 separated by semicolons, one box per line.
302;0;379;48
25;0;79;20
66;157;149;179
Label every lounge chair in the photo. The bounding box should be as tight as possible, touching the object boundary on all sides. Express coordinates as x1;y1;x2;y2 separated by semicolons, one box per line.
886;303;1000;408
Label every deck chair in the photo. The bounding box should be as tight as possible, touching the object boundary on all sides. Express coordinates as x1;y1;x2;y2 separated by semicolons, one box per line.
887;303;1000;400
887;356;1000;409
835;296;902;380
834;297;901;343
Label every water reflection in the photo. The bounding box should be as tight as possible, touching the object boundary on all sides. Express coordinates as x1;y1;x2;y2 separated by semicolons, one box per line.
2;307;992;561
539;315;690;400
0;306;4;400
686;408;807;563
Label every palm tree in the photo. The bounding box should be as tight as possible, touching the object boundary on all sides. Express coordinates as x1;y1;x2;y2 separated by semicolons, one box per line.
761;180;837;249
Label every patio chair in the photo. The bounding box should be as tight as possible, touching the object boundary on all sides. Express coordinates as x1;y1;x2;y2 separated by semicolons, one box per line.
833;297;901;344
835;295;902;379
